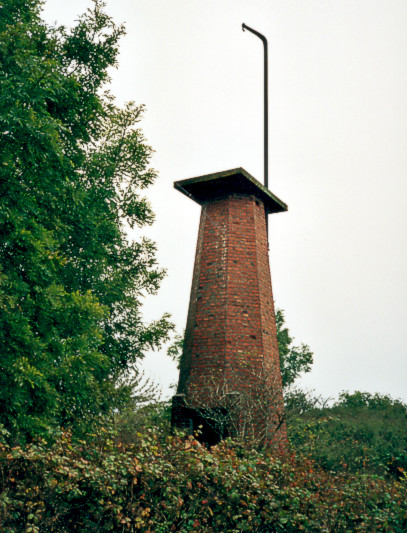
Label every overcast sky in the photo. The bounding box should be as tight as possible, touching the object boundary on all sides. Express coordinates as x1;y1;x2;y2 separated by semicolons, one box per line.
42;0;407;402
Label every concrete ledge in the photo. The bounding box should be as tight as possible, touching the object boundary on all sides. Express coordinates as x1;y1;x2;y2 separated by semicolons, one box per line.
174;168;287;214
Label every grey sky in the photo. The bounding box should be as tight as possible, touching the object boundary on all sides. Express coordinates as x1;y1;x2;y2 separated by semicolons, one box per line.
42;0;407;402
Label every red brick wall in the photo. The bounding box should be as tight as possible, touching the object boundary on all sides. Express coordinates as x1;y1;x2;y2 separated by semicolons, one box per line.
176;193;286;446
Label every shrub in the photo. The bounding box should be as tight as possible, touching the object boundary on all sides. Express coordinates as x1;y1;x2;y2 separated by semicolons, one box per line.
287;391;407;479
1;421;406;532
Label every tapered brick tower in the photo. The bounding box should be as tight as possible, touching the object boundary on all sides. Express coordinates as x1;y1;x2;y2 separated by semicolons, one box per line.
172;168;287;447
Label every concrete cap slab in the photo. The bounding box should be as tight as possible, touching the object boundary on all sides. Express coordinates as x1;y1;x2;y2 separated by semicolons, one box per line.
174;168;287;214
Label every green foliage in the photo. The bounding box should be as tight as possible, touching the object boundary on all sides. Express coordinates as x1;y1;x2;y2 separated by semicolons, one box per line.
275;309;313;389
167;331;184;370
115;401;172;446
287;391;407;479
1;423;406;532
0;0;172;443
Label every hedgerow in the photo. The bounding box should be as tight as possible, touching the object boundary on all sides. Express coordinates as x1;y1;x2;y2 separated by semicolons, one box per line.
1;422;406;532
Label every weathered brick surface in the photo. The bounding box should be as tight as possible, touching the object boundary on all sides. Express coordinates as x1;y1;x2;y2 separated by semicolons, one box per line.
175;192;286;446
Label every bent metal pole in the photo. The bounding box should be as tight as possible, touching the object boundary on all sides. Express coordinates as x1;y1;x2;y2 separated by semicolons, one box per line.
242;23;268;191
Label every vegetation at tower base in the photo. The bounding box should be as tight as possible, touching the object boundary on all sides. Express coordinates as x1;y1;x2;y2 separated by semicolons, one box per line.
173;365;287;448
168;309;312;447
1;419;407;532
0;0;172;444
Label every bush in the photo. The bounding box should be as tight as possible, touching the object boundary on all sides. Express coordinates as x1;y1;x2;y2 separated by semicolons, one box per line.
1;421;406;532
287;391;407;479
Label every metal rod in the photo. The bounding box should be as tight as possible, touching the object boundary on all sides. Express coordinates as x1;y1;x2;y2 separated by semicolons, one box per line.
242;23;268;191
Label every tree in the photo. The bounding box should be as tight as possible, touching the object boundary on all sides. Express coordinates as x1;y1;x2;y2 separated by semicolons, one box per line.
275;309;313;389
0;0;172;442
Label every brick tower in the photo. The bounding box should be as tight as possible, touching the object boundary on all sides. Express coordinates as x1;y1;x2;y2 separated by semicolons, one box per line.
171;168;287;447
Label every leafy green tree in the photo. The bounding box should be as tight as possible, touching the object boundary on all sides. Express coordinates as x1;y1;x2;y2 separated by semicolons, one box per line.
0;0;172;442
275;309;313;389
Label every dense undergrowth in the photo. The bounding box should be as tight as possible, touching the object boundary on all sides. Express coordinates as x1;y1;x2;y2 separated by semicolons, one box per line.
286;390;407;480
1;400;407;533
